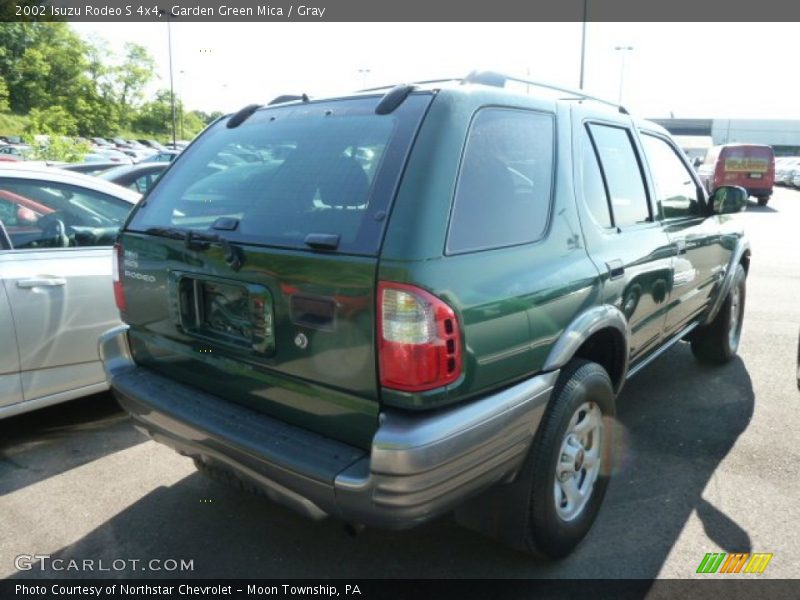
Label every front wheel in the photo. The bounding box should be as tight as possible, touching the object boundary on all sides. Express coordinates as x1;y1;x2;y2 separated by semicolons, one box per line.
691;263;746;364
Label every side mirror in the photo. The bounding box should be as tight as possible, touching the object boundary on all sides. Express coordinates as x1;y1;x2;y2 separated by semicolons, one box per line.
711;185;748;214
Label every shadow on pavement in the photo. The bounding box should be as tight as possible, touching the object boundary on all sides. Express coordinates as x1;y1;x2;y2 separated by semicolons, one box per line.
0;392;147;496
13;344;754;579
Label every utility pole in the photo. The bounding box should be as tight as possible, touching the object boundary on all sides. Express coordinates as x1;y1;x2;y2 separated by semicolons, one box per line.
167;17;177;147
579;0;587;89
614;45;634;104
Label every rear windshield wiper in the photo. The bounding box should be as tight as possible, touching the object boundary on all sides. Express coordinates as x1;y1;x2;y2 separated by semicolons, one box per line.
144;226;245;271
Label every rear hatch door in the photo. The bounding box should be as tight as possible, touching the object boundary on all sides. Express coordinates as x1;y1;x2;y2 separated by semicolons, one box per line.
119;94;432;448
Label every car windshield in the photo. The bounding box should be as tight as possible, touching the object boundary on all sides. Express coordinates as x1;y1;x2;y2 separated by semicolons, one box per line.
126;94;431;254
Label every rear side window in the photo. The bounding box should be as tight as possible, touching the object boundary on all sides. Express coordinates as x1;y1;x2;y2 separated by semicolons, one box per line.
588;124;650;227
126;95;431;255
447;108;554;254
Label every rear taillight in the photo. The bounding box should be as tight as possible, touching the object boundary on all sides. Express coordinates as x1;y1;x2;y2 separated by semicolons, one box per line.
112;242;125;311
378;282;462;392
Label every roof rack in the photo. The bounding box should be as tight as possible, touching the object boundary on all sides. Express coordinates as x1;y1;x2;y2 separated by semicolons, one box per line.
357;71;628;115
462;70;629;115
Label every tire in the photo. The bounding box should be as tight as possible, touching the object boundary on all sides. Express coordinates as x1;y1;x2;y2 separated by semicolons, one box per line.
690;263;746;364
757;197;769;206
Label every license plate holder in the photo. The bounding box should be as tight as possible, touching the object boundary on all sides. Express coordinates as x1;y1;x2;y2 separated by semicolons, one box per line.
169;273;274;354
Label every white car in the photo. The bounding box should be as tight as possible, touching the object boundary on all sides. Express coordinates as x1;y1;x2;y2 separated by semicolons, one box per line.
0;164;140;418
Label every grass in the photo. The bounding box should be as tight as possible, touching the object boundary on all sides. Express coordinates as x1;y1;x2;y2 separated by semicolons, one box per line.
0;112;30;136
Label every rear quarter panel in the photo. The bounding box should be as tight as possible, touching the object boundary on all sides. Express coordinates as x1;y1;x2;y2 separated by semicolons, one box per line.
380;92;601;409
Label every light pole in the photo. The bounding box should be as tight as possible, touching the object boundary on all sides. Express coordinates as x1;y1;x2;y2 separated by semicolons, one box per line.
166;14;177;147
178;70;186;140
579;0;587;89
614;45;634;104
357;68;371;89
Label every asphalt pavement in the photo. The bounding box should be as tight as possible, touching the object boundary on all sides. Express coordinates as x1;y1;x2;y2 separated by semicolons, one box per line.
2;187;799;580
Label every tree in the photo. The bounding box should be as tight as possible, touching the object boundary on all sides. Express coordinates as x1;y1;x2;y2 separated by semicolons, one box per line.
0;75;9;112
132;89;174;136
26;106;78;136
113;43;156;127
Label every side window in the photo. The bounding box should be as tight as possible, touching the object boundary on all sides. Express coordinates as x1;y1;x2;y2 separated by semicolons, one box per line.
447;108;554;254
588;124;650;227
0;179;132;250
581;128;612;228
641;134;702;219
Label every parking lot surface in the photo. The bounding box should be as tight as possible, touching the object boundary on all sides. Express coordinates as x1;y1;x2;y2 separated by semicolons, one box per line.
2;187;799;579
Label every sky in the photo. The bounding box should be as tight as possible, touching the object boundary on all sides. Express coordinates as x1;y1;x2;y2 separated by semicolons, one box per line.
70;22;800;119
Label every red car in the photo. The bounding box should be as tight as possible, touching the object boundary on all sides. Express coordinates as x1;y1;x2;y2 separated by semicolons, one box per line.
697;143;775;206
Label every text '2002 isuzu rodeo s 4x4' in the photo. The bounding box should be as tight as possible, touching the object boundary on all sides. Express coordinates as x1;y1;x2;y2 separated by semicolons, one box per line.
100;71;750;558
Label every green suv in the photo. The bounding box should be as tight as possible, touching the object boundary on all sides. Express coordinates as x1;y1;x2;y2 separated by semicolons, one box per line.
101;71;750;558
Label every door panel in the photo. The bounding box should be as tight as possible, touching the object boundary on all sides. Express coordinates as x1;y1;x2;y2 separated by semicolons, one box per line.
638;132;726;333
0;248;120;401
576;120;674;360
0;279;23;408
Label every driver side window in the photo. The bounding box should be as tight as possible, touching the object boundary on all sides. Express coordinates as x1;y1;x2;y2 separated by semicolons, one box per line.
0;178;132;250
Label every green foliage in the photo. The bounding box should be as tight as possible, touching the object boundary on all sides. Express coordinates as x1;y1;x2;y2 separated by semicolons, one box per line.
0;112;29;135
0;75;9;112
23;135;92;163
0;23;219;146
25;106;78;136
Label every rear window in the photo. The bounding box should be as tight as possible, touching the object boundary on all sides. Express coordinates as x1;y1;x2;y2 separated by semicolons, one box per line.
126;95;431;254
719;146;773;173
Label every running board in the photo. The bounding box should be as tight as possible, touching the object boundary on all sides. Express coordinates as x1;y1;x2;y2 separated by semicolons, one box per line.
626;322;699;379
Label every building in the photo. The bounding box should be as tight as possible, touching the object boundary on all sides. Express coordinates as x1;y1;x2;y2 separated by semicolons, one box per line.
650;118;800;156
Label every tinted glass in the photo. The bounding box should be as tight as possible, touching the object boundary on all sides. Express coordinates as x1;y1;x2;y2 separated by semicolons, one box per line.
589;124;650;227
447;109;554;254
0;179;132;249
127;95;431;255
581;128;612;228
641;134;702;219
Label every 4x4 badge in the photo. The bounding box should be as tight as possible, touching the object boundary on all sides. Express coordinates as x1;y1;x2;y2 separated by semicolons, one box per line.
294;333;309;349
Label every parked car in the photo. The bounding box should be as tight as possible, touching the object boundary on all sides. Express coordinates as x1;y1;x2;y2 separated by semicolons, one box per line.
60;162;121;176
774;157;800;185
141;150;180;163
0;145;33;160
138;139;168;151
792;171;800;188
90;147;133;164
0;163;140;419
697;143;775;206
90;137;113;147
101;72;750;559
99;162;169;194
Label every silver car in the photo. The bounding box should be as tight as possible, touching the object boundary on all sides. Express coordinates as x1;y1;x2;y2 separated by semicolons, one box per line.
0;164;139;418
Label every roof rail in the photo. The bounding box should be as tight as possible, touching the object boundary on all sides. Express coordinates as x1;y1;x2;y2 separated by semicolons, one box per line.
462;70;629;114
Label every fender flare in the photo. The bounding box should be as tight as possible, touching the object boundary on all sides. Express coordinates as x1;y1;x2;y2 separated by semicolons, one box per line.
703;235;750;326
542;304;630;390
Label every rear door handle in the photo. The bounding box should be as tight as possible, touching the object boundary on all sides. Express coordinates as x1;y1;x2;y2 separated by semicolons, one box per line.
17;278;67;288
605;259;625;280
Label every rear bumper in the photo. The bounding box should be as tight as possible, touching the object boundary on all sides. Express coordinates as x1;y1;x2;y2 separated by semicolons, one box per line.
100;325;556;529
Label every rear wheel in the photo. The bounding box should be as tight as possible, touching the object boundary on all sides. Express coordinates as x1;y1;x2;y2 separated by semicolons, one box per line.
456;360;616;559
757;196;769;206
691;263;746;364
